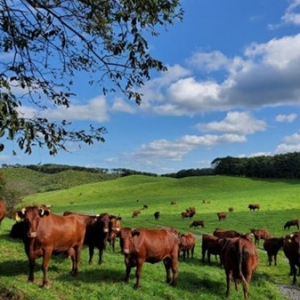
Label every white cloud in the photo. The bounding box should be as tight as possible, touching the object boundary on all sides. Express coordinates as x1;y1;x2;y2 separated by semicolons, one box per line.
112;97;136;113
275;113;297;122
281;0;300;25
275;132;300;153
196;111;267;135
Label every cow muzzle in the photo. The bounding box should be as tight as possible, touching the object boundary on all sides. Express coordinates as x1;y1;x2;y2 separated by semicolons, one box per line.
28;232;37;238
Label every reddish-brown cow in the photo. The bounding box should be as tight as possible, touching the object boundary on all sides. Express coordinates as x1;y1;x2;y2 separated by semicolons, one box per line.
181;211;193;219
220;237;258;299
178;233;196;260
217;212;227;221
201;234;222;263
132;209;141;218
248;204;260;211
283;232;300;283
263;237;284;266
108;215;122;253
119;227;179;288
0;199;6;226
189;220;205;228
17;206;86;288
284;219;299;230
63;211;110;264
250;228;270;245
213;228;242;238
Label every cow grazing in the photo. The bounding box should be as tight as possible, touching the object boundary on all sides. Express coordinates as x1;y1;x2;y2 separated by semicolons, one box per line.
217;212;227;221
189;220;205;228
108;215;122;253
248;204;260;211
143;205;148;209
0;199;6;226
17;206;86;288
228;207;234;212
283;233;300;284
220;237;258;299
250;228;270;245
154;211;160;220
119;227;179;288
63;211;110;264
132;209;141;218
170;200;177;205
263;237;284;266
181;211;193;219
201;234;222;263
284;219;299;230
178;233;196;260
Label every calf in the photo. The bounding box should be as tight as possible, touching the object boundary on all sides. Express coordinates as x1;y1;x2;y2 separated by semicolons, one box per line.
284;219;299;230
283;233;300;283
0;199;6;226
263;237;284;266
248;204;260;211
17;206;86;288
217;212;227;221
201;234;222;263
220;237;258;299
189;220;205;228
119;227;179;288
250;228;270;245
178;233;196;260
63;211;110;264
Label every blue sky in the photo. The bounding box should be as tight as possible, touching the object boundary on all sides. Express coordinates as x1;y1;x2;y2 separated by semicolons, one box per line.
2;0;300;174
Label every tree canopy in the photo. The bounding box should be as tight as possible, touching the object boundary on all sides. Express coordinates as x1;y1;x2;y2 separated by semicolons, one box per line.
0;0;183;155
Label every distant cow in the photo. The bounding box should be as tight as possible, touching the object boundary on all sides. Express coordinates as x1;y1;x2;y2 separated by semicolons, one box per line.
181;211;194;219
283;233;300;284
250;228;270;245
63;211;110;264
189;220;205;228
178;233;196;260
143;205;148;209
154;211;160;220
132;209;141;218
108;215;122;253
263;237;284;266
220;237;258;299
16;206;86;288
217;212;227;221
119;227;179;288
201;234;222;263
170;201;177;205
248;204;260;211
228;207;234;212
0;199;6;226
284;219;299;230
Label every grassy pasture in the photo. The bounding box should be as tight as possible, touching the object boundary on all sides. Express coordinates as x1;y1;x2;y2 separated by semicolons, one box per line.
0;175;300;300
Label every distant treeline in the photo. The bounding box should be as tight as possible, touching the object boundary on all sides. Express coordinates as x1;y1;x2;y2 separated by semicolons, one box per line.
1;164;158;177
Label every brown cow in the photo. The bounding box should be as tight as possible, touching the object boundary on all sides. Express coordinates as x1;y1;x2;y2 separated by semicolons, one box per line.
154;211;160;220
213;228;242;238
119;227;179;288
248;204;260;211
181;211;192;219
250;228;270;245
283;233;300;284
263;237;284;266
170;200;177;205
201;234;222;263
228;207;234;212
189;220;205;228
17;206;86;288
108;215;122;253
132;209;141;218
0;199;6;226
217;212;227;221
63;211;110;264
284;219;299;230
220;237;258;299
178;233;196;260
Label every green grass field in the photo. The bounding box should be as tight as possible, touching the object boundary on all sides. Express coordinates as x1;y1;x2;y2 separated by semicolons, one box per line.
0;175;299;300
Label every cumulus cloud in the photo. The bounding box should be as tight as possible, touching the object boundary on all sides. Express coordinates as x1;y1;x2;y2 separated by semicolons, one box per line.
112;97;136;113
196;111;267;135
275;132;300;153
275;113;297;122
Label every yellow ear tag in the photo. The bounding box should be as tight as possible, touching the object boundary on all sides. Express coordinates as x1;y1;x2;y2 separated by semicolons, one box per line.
15;213;21;222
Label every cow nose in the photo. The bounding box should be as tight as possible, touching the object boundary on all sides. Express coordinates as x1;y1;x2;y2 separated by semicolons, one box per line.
28;232;37;238
122;248;130;255
104;228;109;233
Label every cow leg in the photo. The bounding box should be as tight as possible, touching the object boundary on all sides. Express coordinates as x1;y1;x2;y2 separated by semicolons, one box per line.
163;258;172;284
268;254;272;266
41;250;52;288
191;246;195;258
98;247;104;265
225;270;232;297
274;254;277;266
134;259;144;289
124;260;131;283
292;264;297;284
201;248;206;263
88;245;94;264
72;246;81;277
112;238;115;253
28;257;35;283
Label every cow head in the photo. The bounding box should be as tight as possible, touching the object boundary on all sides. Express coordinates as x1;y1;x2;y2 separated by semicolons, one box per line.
119;227;139;255
18;206;50;238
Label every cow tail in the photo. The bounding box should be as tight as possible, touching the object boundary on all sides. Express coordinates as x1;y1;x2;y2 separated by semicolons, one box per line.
237;238;246;282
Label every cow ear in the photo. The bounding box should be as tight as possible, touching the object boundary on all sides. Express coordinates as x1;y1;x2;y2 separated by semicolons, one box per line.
132;230;140;238
38;207;50;217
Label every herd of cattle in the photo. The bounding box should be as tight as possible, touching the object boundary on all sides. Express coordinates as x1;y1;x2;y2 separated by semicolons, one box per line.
0;199;300;299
